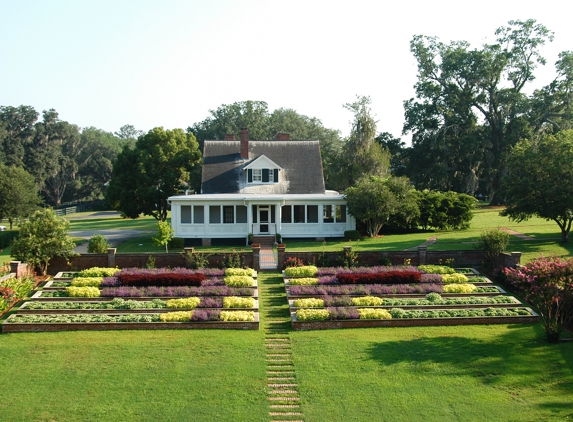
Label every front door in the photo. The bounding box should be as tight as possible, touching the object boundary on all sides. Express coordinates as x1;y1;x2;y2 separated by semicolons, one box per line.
258;207;269;233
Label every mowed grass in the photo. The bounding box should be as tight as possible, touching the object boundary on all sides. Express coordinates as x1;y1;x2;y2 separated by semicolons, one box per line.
0;330;268;422
290;323;573;422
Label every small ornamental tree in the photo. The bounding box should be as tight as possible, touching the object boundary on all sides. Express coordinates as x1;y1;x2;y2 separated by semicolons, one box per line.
11;208;77;275
153;220;174;253
87;234;110;253
504;256;573;342
477;228;511;266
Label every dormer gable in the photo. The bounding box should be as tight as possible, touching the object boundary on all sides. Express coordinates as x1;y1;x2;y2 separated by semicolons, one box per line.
244;155;283;184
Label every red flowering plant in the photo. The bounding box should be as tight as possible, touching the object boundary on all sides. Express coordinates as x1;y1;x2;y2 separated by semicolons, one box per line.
504;256;573;342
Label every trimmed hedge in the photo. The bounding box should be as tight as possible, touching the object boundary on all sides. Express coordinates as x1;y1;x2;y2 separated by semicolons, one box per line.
166;297;201;309
288;277;319;286
224;276;255;287
225;268;255;277
70;277;103;287
78;267;120;277
66;286;101;298
284;266;318;277
337;271;422;285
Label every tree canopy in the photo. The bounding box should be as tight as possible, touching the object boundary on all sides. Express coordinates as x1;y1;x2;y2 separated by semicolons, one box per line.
106;127;201;221
501;130;573;242
0;164;42;229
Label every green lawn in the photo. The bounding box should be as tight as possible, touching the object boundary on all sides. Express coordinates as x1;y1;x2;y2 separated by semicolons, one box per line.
1;273;572;421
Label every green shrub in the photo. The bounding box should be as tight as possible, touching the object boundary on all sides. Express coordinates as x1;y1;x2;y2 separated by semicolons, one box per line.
344;230;360;241
295;309;330;321
224;276;255;287
168;237;185;249
223;297;256;308
441;273;469;284
288;277;318;286
66;286;101;297
284;266;318;277
159;311;193;322
292;298;325;308
185;251;211;269
166;297;201;309
477;228;511;265
78;267;119;277
225;268;255;277
358;308;392;319
418;265;455;274
223;250;244;268
87;234;110;253
442;283;477;293
337;247;358;268
70;277;103;287
220;311;255;321
0;230;18;249
351;296;384;306
425;292;442;302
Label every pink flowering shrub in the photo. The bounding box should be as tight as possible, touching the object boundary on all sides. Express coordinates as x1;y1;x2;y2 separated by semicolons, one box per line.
504;256;573;342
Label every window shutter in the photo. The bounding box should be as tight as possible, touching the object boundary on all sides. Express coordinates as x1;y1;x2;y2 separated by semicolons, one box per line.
248;169;252;183
262;168;269;182
274;169;279;183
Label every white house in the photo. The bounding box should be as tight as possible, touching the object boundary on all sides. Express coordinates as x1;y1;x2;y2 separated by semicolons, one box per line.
168;129;355;246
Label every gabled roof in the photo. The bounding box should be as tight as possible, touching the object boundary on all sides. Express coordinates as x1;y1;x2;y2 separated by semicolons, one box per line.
201;140;325;194
243;154;283;171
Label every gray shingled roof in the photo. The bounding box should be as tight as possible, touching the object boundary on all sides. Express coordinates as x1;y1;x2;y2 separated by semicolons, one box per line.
201;140;325;194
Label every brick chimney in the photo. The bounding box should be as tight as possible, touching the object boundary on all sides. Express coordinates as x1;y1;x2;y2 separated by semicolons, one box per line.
224;134;235;140
277;132;290;141
240;128;249;159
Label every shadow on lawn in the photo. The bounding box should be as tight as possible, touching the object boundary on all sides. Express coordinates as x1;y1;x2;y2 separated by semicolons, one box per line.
366;324;573;406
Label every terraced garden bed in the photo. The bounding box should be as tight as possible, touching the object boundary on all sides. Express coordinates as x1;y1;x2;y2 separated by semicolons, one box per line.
282;265;539;330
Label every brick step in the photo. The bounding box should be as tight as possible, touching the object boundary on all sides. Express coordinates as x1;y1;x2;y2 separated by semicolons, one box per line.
252;236;276;245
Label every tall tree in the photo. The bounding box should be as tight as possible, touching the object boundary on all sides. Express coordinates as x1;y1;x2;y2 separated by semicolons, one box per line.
0;105;38;168
501;130;573;243
0;164;42;229
404;19;553;203
333;96;390;191
106;127;201;221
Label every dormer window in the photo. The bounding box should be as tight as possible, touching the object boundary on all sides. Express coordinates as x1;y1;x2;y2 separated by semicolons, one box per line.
248;168;279;184
245;155;282;185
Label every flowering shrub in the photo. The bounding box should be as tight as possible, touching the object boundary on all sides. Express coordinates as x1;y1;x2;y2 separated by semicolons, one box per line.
25;298;168;310
284;256;305;268
119;273;206;287
222;297;256;308
418;265;456;275
166;297;201;309
100;285;253;297
78;267;120;277
220;311;255;321
159;311;193;322
317;266;418;276
358;308;392;319
442;284;477;294
66;286;101;297
8;314;162;323
284;266;318;277
288;277;319;286
292;298;325;308
191;309;221;321
224;276;255;287
296;309;330;321
504;256;573;342
225;268;255;277
0;277;35;313
288;283;443;296
441;274;470;284
337;271;422;285
70;277;103;287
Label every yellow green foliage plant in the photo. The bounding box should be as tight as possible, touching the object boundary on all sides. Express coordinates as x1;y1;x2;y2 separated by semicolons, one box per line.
441;273;470;284
418;265;455;274
220;311;255;321
224;276;255;287
159;311;193;322
288;277;318;286
358;308;392;319
70;277;103;287
225;268;255;277
284;266;318;277
352;296;384;306
442;283;477;293
295;308;330;321
166;297;201;309
66;286;101;297
293;298;325;308
77;267;120;277
223;297;256;308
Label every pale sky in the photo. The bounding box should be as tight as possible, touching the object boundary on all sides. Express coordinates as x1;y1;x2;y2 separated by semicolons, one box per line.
1;0;571;142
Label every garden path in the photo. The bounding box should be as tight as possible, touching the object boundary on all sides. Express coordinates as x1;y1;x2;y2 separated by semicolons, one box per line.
404;235;438;251
499;227;535;240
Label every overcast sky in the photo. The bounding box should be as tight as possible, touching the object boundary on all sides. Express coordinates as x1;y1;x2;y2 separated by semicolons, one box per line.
1;0;571;142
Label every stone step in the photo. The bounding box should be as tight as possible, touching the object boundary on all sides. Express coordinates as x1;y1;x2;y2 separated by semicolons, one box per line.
270;404;301;409
269;412;303;416
268;389;299;394
268;396;300;401
268;384;298;388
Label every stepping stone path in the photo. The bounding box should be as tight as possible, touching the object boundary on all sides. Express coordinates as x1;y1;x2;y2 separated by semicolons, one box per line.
260;272;304;422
